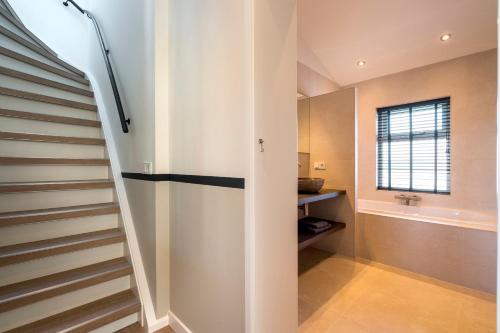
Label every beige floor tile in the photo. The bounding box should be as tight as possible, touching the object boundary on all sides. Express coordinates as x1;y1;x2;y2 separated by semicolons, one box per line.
458;296;496;332
324;316;372;333
298;249;496;333
342;289;448;333
300;309;344;333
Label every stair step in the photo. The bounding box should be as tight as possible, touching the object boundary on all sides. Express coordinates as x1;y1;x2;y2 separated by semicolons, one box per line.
0;202;119;227
0;156;110;165
4;289;140;333
0;7;57;58
0;257;132;313
0;180;114;193
0;25;85;78
0;229;125;267
117;322;145;333
0;47;89;85
118;323;176;333
0;131;105;145
0;87;97;111
0;66;93;97
0;8;34;48
0;244;125;288
0;108;100;127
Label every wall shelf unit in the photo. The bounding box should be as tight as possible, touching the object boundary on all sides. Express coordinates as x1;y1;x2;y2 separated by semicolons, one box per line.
298;216;345;251
298;189;346;206
297;188;346;251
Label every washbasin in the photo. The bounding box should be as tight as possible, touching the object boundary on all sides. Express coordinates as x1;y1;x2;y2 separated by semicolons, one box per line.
298;178;325;194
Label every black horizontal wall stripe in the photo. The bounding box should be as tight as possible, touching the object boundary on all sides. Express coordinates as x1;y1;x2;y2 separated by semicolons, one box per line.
121;172;245;189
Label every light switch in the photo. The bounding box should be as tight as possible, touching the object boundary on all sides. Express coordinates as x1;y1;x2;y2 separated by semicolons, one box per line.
314;161;326;170
144;162;153;174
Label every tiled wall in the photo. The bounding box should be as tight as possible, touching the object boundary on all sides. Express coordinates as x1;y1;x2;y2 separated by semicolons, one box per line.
304;51;497;293
357;49;497;212
308;88;356;256
353;49;497;293
298;98;310;153
356;214;497;294
298;153;310;178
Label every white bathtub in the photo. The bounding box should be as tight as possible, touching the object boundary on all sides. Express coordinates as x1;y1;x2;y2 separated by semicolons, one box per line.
358;199;497;232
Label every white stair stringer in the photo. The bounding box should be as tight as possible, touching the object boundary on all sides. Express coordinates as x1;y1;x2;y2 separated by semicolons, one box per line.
89;71;159;328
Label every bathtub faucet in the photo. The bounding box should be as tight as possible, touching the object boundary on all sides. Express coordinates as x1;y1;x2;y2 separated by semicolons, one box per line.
394;194;422;206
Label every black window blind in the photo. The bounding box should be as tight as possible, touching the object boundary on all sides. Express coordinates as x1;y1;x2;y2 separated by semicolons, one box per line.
377;98;451;194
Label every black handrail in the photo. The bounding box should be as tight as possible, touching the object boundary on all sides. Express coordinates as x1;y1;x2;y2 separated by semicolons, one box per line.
63;0;130;133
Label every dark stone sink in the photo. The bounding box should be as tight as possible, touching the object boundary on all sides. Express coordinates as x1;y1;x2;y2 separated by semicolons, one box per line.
298;178;325;194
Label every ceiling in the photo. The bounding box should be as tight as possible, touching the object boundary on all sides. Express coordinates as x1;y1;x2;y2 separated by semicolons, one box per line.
298;0;497;86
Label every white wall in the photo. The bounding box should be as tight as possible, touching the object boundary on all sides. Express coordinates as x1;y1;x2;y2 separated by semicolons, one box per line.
168;0;249;178
168;1;298;332
167;1;249;331
8;0;90;69
252;0;298;332
87;0;155;173
298;62;339;97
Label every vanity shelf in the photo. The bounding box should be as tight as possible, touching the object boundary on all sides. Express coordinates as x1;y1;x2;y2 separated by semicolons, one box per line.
298;217;346;251
298;189;346;206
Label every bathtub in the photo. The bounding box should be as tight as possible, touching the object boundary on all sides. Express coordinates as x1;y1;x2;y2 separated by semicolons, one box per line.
357;199;497;232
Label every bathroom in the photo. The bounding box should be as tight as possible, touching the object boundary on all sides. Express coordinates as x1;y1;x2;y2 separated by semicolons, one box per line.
296;1;497;332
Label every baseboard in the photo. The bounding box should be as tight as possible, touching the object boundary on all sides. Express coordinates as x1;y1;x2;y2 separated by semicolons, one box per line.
168;312;192;333
147;314;170;333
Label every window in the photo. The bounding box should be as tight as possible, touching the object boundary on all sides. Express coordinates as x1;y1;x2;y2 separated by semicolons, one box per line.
377;98;451;194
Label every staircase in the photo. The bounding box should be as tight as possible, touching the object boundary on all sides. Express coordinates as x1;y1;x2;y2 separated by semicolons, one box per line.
0;2;143;332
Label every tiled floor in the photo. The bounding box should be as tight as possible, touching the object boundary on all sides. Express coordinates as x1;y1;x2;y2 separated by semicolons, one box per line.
299;248;496;333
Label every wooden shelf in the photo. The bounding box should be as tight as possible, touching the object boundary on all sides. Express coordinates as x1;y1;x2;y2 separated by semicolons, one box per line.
298;217;345;251
298;189;346;206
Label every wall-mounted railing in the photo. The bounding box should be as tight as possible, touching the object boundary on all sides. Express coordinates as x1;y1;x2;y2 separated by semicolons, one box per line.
63;0;130;133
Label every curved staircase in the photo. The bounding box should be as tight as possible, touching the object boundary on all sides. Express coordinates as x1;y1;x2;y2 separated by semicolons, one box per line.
0;2;144;332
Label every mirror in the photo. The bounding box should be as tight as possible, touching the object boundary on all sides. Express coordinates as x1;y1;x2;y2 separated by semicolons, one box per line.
297;93;310;177
297;94;310;153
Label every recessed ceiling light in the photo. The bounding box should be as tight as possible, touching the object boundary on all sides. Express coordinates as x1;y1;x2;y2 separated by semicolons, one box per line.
440;33;452;42
357;60;366;67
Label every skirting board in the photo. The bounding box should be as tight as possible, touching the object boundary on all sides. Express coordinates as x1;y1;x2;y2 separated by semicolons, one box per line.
168;312;193;333
148;314;170;333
